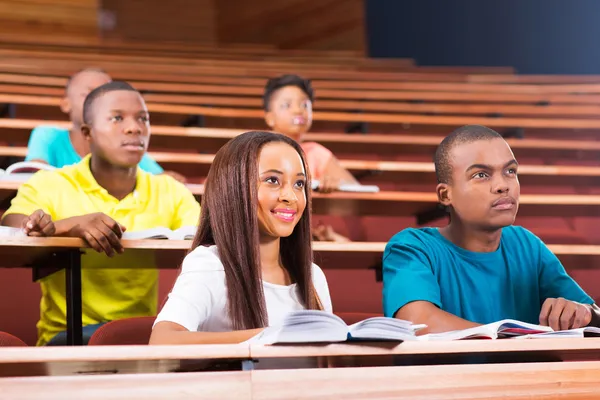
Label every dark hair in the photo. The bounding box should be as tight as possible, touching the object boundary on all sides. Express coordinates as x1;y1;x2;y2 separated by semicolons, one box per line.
83;81;138;125
65;67;109;93
434;125;504;184
263;74;314;111
190;130;321;330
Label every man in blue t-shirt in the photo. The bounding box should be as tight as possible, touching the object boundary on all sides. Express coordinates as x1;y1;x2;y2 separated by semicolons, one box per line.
383;124;599;333
25;68;185;182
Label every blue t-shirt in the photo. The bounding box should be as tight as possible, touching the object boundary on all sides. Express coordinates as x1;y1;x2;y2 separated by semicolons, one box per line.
382;226;593;324
25;126;164;174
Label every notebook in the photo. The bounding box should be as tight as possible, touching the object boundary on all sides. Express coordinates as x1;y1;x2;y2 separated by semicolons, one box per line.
0;226;27;237
121;226;196;240
421;319;553;341
251;310;425;344
311;180;380;193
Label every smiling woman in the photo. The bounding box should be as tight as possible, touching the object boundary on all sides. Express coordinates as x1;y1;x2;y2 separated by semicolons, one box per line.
149;131;332;345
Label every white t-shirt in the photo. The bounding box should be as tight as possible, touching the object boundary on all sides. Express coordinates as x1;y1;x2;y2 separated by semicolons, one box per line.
154;245;333;331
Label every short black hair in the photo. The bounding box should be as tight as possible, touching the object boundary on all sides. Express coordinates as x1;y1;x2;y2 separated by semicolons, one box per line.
65;67;109;93
83;81;139;125
263;74;314;111
434;125;503;184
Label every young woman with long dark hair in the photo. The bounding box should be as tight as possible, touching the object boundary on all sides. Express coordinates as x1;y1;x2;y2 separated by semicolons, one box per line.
150;131;332;344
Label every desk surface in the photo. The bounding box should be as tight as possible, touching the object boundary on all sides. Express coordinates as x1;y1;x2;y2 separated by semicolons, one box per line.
250;337;600;360
0;238;598;273
1;339;600;376
2;361;600;400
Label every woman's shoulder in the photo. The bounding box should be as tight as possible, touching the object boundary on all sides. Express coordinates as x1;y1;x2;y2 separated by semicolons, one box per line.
181;245;225;273
310;263;327;284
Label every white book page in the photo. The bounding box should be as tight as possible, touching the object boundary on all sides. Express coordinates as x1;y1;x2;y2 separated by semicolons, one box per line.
311;180;380;193
0;226;27;237
122;227;174;240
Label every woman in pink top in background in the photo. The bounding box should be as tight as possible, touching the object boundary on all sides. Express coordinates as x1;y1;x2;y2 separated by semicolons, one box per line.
263;75;359;242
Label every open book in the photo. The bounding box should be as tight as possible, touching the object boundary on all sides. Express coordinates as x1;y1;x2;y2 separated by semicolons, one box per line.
252;310;425;344
421;319;554;341
311;180;380;193
516;326;600;339
121;226;196;240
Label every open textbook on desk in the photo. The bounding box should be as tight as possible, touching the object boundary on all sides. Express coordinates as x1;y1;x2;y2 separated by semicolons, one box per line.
251;313;600;345
421;319;600;340
251;310;425;344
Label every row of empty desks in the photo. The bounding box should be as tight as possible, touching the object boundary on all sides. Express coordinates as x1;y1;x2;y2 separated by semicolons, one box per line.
2;341;600;399
4;361;600;400
2;339;600;376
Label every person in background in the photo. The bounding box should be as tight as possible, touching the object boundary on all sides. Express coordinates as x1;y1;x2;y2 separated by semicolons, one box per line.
2;81;200;345
150;131;331;344
383;125;600;334
25;67;185;182
263;74;357;242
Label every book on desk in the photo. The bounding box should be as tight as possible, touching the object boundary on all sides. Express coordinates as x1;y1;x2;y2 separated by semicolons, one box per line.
251;310;425;344
251;312;600;344
121;226;196;240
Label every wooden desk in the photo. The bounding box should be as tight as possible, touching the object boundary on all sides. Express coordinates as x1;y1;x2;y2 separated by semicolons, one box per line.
1;179;599;218
0;343;249;376
0;370;252;400
2;119;600;165
249;361;600;400
3;338;600;375
2;144;600;189
250;338;600;368
2;361;600;399
3;236;600;347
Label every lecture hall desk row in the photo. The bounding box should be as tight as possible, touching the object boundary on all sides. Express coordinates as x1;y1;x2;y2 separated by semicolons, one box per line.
1;118;599;167
0;179;598;219
2;236;600;346
2;343;600;399
5;87;600;142
7;70;600;95
2;140;600;191
2;338;600;376
9;88;600;123
85;152;600;193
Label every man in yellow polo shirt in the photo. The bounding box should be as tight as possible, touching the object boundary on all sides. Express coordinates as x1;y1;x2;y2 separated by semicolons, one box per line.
2;81;200;346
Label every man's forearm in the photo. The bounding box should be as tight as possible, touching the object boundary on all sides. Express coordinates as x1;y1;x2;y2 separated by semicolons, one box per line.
396;301;481;335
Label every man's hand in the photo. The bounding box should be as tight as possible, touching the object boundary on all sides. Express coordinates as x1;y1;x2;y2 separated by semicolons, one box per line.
65;213;126;257
539;297;592;331
315;174;340;194
22;209;55;237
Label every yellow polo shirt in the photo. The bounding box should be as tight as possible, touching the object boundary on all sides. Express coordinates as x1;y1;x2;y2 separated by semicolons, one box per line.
3;155;200;346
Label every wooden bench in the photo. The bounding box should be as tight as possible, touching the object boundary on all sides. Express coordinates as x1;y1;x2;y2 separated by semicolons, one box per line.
8;86;600;121
4;91;600;132
0;119;597;163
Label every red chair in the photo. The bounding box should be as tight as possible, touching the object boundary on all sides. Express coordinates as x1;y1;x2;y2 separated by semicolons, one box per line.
0;331;28;346
88;317;155;345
